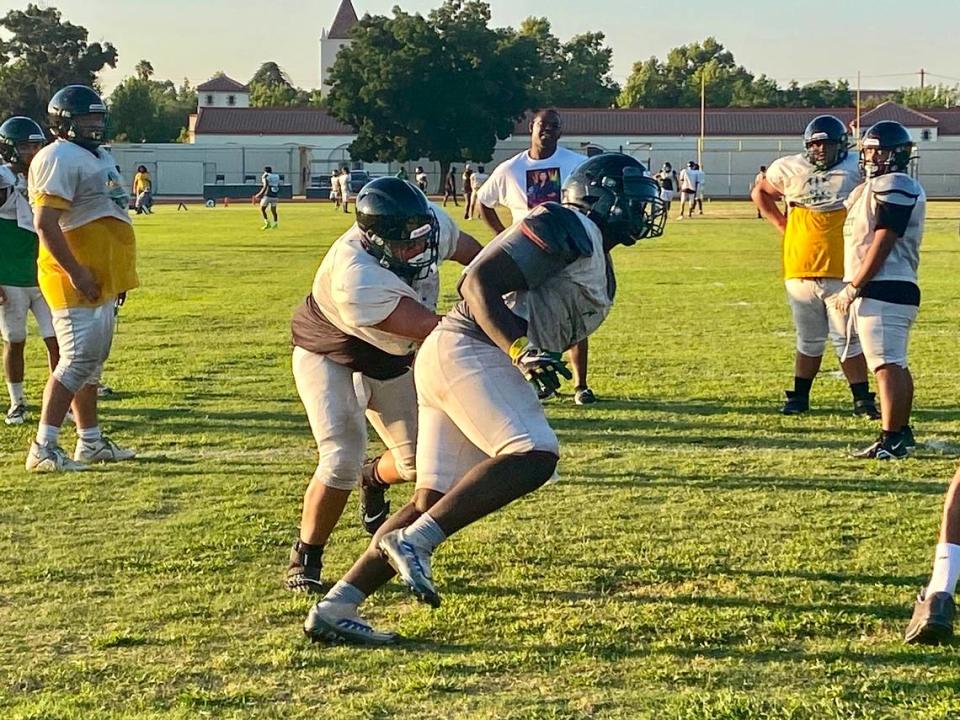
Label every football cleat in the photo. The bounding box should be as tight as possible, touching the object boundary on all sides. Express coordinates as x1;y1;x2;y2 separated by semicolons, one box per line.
853;392;881;420
5;403;27;425
303;600;398;646
904;588;954;645
901;425;917;450
25;441;89;472
574;387;597;405
780;390;809;415
73;436;136;464
378;529;441;608
285;540;324;593
359;457;390;536
261;221;271;230
96;383;115;398
851;433;908;460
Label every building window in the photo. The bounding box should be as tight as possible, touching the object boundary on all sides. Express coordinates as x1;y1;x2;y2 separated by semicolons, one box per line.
205;94;214;105
227;95;236;106
921;129;932;141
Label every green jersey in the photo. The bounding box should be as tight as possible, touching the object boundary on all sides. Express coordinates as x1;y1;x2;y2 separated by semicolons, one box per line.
0;165;39;287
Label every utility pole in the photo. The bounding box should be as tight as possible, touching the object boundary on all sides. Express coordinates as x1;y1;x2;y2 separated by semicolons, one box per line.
920;68;926;89
699;72;705;167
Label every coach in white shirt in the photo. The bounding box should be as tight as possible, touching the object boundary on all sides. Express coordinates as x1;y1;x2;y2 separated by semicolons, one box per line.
475;109;601;405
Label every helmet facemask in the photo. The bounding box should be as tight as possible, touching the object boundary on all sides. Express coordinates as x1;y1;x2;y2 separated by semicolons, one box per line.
360;210;440;282
598;168;666;246
804;139;844;171
860;142;913;179
55;110;108;151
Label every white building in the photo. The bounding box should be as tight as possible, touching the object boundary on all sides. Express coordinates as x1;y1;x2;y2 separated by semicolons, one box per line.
319;0;359;94
196;75;250;109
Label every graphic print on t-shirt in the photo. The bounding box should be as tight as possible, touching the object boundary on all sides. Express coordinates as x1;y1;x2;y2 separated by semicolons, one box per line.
525;167;561;208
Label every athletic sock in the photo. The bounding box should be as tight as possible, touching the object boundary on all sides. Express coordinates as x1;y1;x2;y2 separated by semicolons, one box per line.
928;542;960;596
362;455;389;490
850;381;871;400
881;428;904;445
7;381;24;407
402;513;447;552
35;423;60;446
323;580;366;608
78;425;102;444
793;377;813;397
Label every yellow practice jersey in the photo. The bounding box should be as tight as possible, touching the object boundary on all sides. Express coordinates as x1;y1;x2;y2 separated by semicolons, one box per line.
782;206;846;279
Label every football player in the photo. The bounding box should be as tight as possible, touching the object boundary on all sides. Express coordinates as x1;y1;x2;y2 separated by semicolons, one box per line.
253;165;280;229
752;115;879;419
302;153;667;645
829;121;924;459
677;161;698;219
25;85;138;472
0;116;59;426
285;177;481;593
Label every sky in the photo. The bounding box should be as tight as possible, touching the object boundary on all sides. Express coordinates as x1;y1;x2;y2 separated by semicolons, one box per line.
18;0;960;95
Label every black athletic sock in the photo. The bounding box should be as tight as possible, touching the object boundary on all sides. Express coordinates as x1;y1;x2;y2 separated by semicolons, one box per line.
361;455;389;490
881;429;904;445
850;382;871;400
793;377;813;397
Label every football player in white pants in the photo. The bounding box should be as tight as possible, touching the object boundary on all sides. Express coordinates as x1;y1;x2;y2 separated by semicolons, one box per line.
253;165;280;229
829;121;924;460
25;85;139;472
753;115;878;419
285;177;480;593
0;116;59;426
303;153;667;645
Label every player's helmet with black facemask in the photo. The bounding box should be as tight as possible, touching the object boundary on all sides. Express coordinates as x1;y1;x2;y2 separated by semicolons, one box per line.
48;85;108;151
859;121;914;178
356;177;440;282
562;153;666;245
803;114;849;171
0;116;45;172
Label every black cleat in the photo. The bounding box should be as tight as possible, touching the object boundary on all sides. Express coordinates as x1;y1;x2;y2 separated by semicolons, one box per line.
853;392;881;420
901;425;917;449
285;540;324;593
851;433;908;460
904;588;954;645
780;390;809;415
360;457;390;536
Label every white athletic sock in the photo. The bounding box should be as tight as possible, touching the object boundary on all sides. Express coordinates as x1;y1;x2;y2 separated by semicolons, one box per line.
78;425;102;444
927;542;960;596
323;580;366;608
402;513;447;552
35;423;60;446
7;381;24;406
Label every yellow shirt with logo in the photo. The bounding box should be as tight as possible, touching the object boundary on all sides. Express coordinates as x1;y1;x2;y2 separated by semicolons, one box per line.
28;140;139;309
765;152;859;280
133;171;151;194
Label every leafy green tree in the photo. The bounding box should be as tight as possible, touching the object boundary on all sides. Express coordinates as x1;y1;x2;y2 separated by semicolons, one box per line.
0;3;118;121
897;84;959;109
325;0;538;190
109;71;195;143
248;61;312;107
135;59;154;82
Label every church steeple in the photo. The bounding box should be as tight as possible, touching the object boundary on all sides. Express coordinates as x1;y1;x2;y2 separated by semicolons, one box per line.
319;0;360;93
327;0;359;40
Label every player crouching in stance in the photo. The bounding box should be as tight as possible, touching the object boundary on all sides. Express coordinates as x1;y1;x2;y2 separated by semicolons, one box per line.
303;153;666;645
0;116;59;426
752;115;879;419
285;178;480;593
829;121;924;460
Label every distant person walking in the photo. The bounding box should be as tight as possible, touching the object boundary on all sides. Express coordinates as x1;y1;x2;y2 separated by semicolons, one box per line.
461;165;474;219
443;166;459;207
415;166;428;193
469;165;488;220
253;165;280;229
753;166;767;218
132;165;152;215
339;167;351;214
330;169;341;209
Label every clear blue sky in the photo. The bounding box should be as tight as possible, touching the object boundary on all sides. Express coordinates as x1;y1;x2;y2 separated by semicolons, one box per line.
32;0;960;94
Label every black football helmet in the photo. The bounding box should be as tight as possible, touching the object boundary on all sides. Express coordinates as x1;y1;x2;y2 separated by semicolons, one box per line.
48;85;108;150
860;121;913;178
356;177;439;282
803;115;848;170
562;153;665;245
0;116;46;171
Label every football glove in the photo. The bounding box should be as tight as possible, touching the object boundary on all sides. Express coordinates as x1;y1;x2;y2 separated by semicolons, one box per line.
829;283;860;315
509;337;572;396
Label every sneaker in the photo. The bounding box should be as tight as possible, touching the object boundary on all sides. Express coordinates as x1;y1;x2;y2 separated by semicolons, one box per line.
5;403;27;425
536;383;556;401
359;458;390;536
780;390;809;415
904;588;954;645
851;433;908;460
853;392;881;420
378;529;441;608
73;436;136;464
901;425;917;450
573;387;597;405
303;600;398;646
25;441;89;472
261;221;271;230
271;221;279;229
96;383;115;398
285;540;324;593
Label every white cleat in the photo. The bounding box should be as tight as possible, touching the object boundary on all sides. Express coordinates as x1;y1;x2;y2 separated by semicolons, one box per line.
25;441;89;472
303;601;398;646
378;530;441;608
74;436;136;464
5;403;27;425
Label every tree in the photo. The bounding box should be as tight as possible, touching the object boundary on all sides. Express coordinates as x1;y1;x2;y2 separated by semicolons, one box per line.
0;4;118;121
248;61;312;107
135;59;154;82
324;0;538;190
897;84;959;109
110;70;195;143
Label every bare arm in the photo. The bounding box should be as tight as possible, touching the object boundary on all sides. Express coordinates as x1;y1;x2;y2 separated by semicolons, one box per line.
372;297;442;342
253;178;267;201
458;249;528;354
449;230;483;266
751;177;787;234
35;205;100;301
479;204;506;235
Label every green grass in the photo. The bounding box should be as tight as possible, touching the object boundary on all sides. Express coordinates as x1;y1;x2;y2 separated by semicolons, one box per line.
1;200;959;719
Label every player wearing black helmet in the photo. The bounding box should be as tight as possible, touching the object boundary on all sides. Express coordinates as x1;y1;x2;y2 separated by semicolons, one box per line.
752;114;878;421
303;153;666;645
284;177;480;595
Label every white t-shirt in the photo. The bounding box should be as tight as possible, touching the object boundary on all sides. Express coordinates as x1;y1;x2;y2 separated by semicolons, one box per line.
678;167;698;192
0;164;34;231
694;169;706;195
765;152;859;211
310;203;459;356
338;173;350;196
262;172;281;197
475;147;586;225
28;139;130;232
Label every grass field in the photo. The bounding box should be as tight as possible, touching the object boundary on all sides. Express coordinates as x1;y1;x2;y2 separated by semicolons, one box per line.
1;200;960;719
